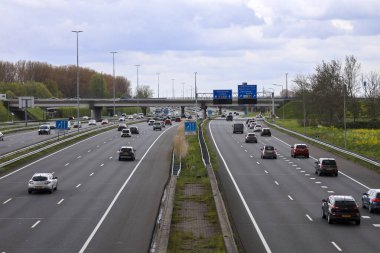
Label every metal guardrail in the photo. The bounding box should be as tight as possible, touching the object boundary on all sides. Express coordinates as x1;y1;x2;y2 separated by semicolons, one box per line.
266;120;380;167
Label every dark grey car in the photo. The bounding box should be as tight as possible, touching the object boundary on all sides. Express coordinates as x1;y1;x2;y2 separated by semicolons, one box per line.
260;145;277;159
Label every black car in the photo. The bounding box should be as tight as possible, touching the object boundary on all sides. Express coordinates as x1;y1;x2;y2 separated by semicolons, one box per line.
118;146;136;161
130;126;139;134
315;158;338;176
226;115;233;121
362;189;380;213
117;123;127;131
261;128;271;136
232;123;244;134
245;133;257;143
322;195;360;225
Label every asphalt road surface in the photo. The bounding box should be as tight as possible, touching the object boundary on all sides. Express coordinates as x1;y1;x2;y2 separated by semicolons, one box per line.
209;118;380;253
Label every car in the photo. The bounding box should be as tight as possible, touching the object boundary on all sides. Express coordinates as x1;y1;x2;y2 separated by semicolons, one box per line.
73;121;81;128
101;119;109;125
255;115;264;121
148;119;155;125
88;119;96;126
245;133;257;143
315;158;338;176
153;122;162;131
291;144;309;158
226;115;233;121
28;173;58;194
130;126;139;134
119;117;126;122
221;114;226;118
121;129;132;137
160;121;166;128
233;123;244;134
261;145;277;159
249;122;256;129
117;123;127;131
38;125;51;135
253;124;262;132
0;131;4;141
261;128;271;136
175;117;181;122
322;195;360;225
165;119;172;125
82;116;89;120
44;121;56;129
118;146;136;161
127;115;134;120
68;116;75;120
362;189;380;213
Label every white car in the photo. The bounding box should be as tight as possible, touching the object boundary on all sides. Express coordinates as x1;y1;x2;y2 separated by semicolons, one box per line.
28;173;58;194
127;115;134;120
253;124;262;132
0;131;3;141
88;119;96;126
82;116;89;120
119;117;125;121
121;129;132;137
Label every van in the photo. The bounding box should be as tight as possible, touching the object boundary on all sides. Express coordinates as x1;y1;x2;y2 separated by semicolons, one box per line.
233;123;244;134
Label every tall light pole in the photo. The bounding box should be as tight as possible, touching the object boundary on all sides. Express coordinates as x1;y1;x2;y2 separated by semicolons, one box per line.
194;72;198;112
171;79;175;98
72;30;83;133
342;77;347;149
273;84;284;120
156;73;160;98
267;87;275;121
110;51;117;117
285;72;288;98
135;64;140;97
182;82;185;99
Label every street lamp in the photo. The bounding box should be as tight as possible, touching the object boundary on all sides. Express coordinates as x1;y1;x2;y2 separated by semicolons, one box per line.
110;51;117;118
273;84;284;120
171;79;175;98
182;82;185;99
156;73;160;98
194;72;198;113
341;76;347;148
72;30;83;133
135;64;140;97
267;87;275;121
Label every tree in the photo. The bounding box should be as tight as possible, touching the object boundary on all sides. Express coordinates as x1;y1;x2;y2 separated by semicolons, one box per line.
89;73;109;98
343;55;361;122
363;71;380;119
135;85;153;98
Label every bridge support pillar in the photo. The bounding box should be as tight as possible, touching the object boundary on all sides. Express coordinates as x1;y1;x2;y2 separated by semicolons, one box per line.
91;107;102;121
141;106;147;116
181;106;185;116
218;106;222;115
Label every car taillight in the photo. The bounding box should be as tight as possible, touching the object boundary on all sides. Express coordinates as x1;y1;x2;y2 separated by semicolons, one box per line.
331;205;339;212
372;198;380;203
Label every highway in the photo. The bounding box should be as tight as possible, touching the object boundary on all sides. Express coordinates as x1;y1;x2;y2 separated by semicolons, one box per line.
0;121;177;252
209;118;380;253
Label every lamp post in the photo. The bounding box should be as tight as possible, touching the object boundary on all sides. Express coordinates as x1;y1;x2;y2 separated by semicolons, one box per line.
110;51;117;118
72;30;83;133
273;84;284;120
342;76;347;149
156;73;160;98
267;88;275;121
135;64;140;97
194;72;198;113
182;82;185;99
285;72;288;98
171;79;175;98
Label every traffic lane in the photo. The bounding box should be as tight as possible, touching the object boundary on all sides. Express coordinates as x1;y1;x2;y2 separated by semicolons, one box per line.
83;126;176;252
0;123;168;252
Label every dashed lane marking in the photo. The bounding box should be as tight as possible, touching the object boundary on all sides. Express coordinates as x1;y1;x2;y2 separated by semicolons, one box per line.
3;198;12;204
306;214;313;221
31;220;41;229
331;242;342;252
57;199;64;205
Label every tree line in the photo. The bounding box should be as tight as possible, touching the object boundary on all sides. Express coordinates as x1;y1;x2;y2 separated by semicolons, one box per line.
0;60;153;99
292;55;380;127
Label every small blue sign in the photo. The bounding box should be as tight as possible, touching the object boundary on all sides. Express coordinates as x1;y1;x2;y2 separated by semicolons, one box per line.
213;89;232;104
184;121;197;133
56;120;69;130
238;84;257;104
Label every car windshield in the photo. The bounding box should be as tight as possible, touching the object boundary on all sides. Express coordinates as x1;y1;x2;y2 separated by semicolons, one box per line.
322;160;336;166
335;201;356;207
265;146;274;150
297;145;307;149
40;126;49;129
32;176;48;181
247;134;255;137
256;125;261;128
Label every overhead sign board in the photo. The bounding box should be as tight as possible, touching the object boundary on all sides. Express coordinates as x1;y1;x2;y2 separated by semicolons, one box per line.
18;96;35;108
56;120;69;130
213;89;232;104
184;121;197;135
238;85;257;104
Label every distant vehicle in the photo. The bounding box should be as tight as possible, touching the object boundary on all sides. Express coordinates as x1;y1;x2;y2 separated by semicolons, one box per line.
253;124;262;132
121;113;127;117
164;119;172;125
118;146;136;161
117;123;127;131
322;195;360;225
119;117;125;122
148;119;155;125
175;117;181;122
153;122;162;131
88;119;96;126
261;145;277;159
28;173;58;194
226;115;233;121
249;122;256;129
73;121;81;128
255;115;264;121
101;119;109;125
315;158;338;176
221;114;226;118
121;129;132;137
233;123;244;134
160;121;166;128
0;132;3;141
127;115;134;120
291;144;309;158
44;121;56;129
68;116;75;120
362;189;380;213
82;116;89;120
38;125;51;135
261;128;271;136
245;133;257;143
130;126;139;134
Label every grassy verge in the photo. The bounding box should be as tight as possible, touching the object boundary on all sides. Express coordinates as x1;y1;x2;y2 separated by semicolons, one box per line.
168;122;225;253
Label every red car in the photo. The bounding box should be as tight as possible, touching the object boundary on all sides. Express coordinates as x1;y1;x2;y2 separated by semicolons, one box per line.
175;117;181;122
291;144;309;158
165;119;172;125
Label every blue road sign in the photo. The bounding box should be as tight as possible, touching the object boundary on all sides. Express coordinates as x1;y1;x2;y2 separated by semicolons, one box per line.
56;120;69;130
213;89;232;104
184;121;197;134
238;84;257;104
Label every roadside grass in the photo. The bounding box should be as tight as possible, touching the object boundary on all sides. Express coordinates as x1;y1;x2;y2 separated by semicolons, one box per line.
168;122;225;253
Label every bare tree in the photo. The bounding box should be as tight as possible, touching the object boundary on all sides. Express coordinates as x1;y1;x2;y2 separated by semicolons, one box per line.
364;71;380;119
342;55;361;121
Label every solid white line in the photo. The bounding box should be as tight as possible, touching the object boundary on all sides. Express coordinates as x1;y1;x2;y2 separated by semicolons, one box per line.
31;220;41;229
79;126;174;253
3;198;12;204
288;195;293;200
89;172;94;176
57;199;64;205
274;181;279;186
209;121;272;253
306;214;313;221
76;184;81;188
331;241;342;252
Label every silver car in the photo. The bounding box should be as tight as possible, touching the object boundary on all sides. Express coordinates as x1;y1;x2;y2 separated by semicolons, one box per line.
260;145;277;159
28;173;58;194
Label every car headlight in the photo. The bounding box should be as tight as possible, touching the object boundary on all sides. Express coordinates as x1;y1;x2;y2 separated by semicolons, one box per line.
44;181;51;185
29;181;34;185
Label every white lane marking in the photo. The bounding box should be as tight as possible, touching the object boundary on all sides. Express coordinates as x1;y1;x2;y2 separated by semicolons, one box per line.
241;145;243;148
109;156;113;159
3;198;12;204
274;181;279;186
328;191;335;193
288;161;293;164
89;172;94;176
77;156;81;159
305;174;310;176
285;160;290;162
331;242;342;252
97;145;100;148
207;122;272;253
79;125;176;253
282;157;287;160
31;220;41;229
104;141;107;144
65;163;70;166
315;182;322;184
257;162;260;165
300;171;305;173
321;186;328;189
88;150;91;152
57;199;64;205
76;184;81;188
361;216;371;219
288;195;293;200
100;163;104;167
292;165;297;167
310;178;316;180
373;224;380;227
264;170;269;174
250;155;253;158
296;167;301;170
306;214;313;221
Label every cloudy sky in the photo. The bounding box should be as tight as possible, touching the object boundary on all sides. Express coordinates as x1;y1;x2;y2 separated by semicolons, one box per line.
1;0;379;97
